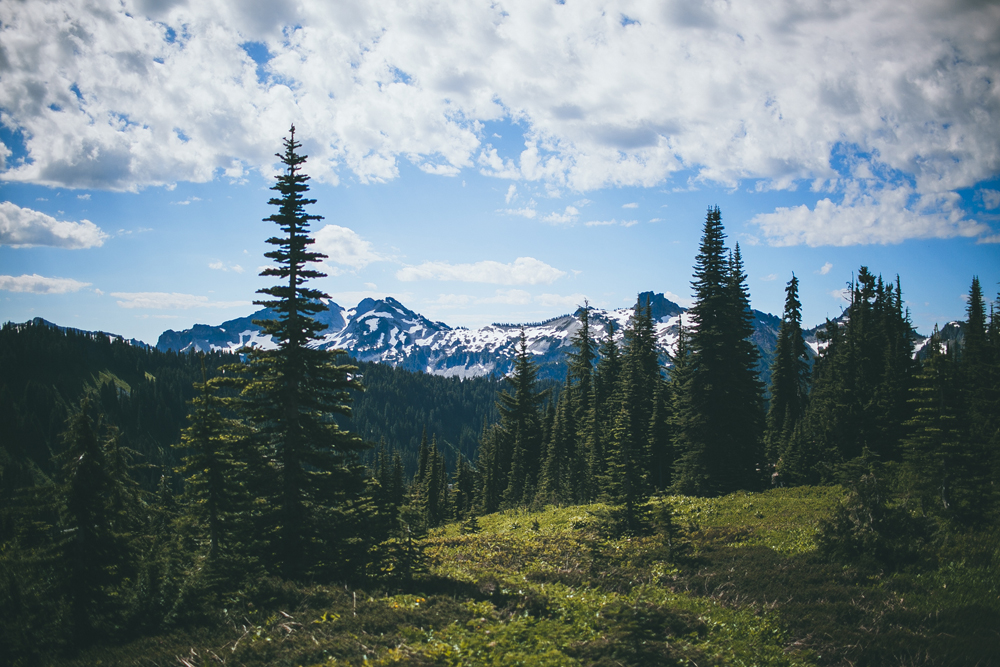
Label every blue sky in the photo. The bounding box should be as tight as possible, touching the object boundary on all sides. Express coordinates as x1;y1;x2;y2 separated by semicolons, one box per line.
1;0;998;345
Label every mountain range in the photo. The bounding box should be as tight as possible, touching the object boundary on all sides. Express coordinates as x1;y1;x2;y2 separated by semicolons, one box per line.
155;291;789;382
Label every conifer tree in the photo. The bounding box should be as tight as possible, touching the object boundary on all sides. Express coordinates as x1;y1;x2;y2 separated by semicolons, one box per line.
800;267;914;476
766;274;810;472
590;322;621;498
672;208;764;495
500;329;546;507
240;126;367;579
536;378;574;505
56;401;141;644
567;303;596;499
604;296;660;521
902;331;968;520
174;362;249;564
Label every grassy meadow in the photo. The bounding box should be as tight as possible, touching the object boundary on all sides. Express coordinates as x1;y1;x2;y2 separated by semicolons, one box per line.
62;486;999;666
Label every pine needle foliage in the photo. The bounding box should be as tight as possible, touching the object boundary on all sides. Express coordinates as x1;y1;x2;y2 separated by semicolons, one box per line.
240;126;368;580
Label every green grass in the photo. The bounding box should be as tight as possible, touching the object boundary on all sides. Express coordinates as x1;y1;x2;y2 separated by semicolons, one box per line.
60;486;1000;666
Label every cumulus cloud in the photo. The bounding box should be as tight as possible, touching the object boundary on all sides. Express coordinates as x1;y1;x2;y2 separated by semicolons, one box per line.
0;273;91;293
622;202;638;209
750;183;992;246
817;262;834;275
396;256;565;285
313;224;384;270
0;201;107;248
0;0;996;204
111;292;250;309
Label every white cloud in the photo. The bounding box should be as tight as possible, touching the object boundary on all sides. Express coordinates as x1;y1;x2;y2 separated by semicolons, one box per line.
750;183;992;246
499;200;537;219
817;262;834;275
505;184;517;204
396;256;565;285
0;273;91;293
209;260;244;273
584;218;638;228
542;205;579;225
111;292;250;309
77;193;90;200
981;189;1000;210
0;0;995;207
0;201;107;248
313;224;384;270
831;288;851;302
761;274;778;281
622;202;638;209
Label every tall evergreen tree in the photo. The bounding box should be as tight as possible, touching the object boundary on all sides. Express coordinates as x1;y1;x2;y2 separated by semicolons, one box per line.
590;322;621;498
800;268;914;477
500;329;546;507
567;303;596;500
174;362;250;565
766;274;810;472
604;296;660;520
56;401;142;644
672;208;764;495
240;126;368;579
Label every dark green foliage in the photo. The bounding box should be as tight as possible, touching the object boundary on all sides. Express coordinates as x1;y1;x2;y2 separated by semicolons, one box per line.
800;268;916;481
604;297;660;528
496;330;546;508
350;365;500;477
672;208;764;495
766;274;810;479
239;127;370;580
817;472;930;572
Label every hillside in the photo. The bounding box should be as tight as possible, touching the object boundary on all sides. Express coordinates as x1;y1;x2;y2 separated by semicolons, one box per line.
0;320;501;486
58;487;1000;666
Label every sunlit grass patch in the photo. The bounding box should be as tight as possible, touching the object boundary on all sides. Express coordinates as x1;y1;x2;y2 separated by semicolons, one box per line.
664;486;844;554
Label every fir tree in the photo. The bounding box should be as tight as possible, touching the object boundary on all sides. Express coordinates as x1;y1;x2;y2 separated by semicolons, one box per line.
568;303;596;499
500;329;546;507
590;321;621;498
240;126;368;579
766;274;810;475
604;296;660;523
174;361;250;565
56;401;142;644
672;208;764;495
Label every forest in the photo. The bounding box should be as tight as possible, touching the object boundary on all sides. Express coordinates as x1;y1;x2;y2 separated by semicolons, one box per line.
0;129;997;666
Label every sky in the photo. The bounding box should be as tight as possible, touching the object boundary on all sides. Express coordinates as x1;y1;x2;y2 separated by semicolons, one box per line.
1;0;999;346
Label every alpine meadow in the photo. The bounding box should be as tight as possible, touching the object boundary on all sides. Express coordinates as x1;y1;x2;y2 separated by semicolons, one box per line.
2;2;1000;665
1;128;998;666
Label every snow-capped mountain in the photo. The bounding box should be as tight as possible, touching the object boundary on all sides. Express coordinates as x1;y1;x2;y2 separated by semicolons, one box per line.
155;292;783;381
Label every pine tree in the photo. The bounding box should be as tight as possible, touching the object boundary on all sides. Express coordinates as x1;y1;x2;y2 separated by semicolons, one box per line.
766;274;810;475
240;126;368;579
174;361;249;565
902;331;967;520
604;296;660;523
500;329;546;507
567;303;596;499
590;322;621;498
800;267;914;477
672;208;764;495
56;401;141;644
